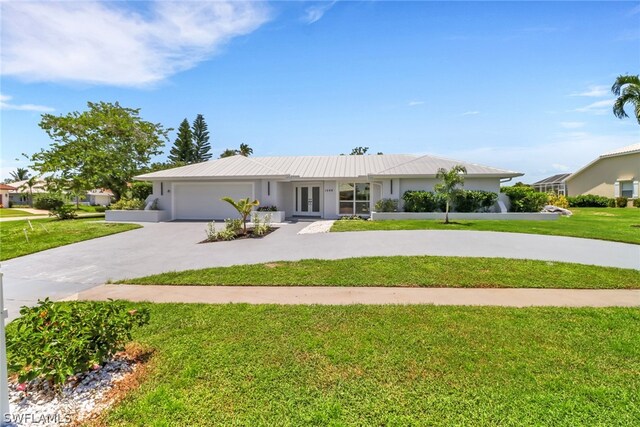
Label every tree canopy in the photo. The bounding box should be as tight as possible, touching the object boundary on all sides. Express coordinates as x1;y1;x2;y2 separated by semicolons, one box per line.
612;74;640;125
192;114;212;162
9;168;30;181
33;101;169;200
219;143;253;158
168;119;195;164
435;165;467;224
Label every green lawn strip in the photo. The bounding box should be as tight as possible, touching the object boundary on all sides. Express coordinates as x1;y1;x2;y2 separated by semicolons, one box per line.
118;256;640;289
0;217;141;260
0;209;37;217
331;208;640;245
95;303;639;426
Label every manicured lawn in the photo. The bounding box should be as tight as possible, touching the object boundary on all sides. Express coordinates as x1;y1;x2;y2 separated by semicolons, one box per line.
119;256;640;289
0;217;141;260
0;209;37;217
331;208;640;244
98;303;639;425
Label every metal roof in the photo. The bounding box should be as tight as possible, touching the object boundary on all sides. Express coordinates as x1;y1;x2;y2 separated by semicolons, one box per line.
136;154;523;181
601;143;640;157
532;173;572;186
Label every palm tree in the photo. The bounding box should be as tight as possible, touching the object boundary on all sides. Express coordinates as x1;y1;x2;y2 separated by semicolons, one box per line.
221;197;260;235
9;168;30;181
434;165;467;224
238;143;253;157
20;176;39;207
219;148;238;158
611;74;640;124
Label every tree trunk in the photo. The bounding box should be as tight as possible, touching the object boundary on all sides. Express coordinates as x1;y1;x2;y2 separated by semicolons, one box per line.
445;201;449;224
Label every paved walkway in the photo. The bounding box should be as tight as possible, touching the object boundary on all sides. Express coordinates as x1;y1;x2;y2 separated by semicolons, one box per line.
71;284;640;308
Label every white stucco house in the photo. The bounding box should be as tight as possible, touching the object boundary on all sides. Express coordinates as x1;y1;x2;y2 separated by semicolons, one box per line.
134;154;523;220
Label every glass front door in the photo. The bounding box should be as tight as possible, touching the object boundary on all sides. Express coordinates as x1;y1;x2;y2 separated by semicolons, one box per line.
295;185;321;216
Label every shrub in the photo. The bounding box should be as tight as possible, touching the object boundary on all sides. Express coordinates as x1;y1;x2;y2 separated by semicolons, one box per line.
257;206;278;212
374;198;399;212
616;197;628;208
6;299;149;386
547;193;570;209
402;191;446;212
225;218;243;233
131;181;153;201
110;198;146;210
501;186;549;212
49;204;77;220
453;190;498;213
339;215;366;221
34;196;64;211
94;206;107;212
252;213;272;236
566;194;612;208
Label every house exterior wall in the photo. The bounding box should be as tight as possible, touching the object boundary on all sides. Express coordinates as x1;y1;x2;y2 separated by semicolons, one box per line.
566;153;640;198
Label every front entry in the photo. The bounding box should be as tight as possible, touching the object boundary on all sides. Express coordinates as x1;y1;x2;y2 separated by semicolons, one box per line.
294;184;322;216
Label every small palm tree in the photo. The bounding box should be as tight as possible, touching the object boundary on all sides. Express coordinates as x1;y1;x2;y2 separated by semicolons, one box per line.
221;197;260;235
19;176;39;207
612;74;640;124
238;143;253;157
10;168;30;181
434;165;467;224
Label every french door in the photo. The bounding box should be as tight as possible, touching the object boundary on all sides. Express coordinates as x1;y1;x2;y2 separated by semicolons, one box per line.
294;184;322;216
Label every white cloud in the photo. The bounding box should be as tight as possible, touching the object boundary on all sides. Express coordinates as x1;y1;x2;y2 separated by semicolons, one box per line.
408;101;424;107
559;121;585;129
303;1;337;24
0;1;270;87
574;99;614;115
462;111;480;116
551;163;570;172
0;93;54;112
570;85;610;97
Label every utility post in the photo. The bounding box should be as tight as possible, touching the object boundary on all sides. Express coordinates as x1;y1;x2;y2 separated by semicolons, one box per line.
0;265;10;426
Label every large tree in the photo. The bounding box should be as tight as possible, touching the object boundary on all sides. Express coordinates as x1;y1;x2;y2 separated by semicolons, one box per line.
434;165;467;224
612;74;640;124
9;168;30;181
239;143;253;157
168;119;195;164
33;101;168;201
192;114;212;162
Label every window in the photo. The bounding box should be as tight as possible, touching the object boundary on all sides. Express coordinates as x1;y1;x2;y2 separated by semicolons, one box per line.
621;181;633;198
339;182;370;215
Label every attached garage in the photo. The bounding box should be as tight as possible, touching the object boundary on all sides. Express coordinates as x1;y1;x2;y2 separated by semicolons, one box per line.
173;182;254;220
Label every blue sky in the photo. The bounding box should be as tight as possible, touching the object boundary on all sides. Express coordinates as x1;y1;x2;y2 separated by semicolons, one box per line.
1;1;639;183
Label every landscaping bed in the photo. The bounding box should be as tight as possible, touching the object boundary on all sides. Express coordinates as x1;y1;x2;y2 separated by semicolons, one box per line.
200;226;278;243
117;256;640;289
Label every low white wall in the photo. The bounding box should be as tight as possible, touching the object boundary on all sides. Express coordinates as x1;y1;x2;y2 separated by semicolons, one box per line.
106;210;171;222
371;212;560;221
253;211;286;223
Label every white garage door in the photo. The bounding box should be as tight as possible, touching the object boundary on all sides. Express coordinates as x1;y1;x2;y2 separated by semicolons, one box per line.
173;182;254;220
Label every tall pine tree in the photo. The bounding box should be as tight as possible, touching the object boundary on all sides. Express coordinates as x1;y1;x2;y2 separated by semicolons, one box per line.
192;114;212;162
168;118;195;164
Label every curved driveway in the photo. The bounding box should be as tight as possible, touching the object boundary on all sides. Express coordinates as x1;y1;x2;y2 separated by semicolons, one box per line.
2;221;639;319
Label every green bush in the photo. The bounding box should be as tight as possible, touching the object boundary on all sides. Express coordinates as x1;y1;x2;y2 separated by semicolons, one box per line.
94;206;107;212
501;186;549;212
374;198;399;212
34;196;64;210
225;218;243;232
402;191;446;212
257;206;278;212
252;213;272;236
566;194;613;207
452;190;497;213
6;299;149;386
49;204;77;220
110;198;146;210
131;181;153;201
339;215;366;221
547;193;570;209
616;197;628;208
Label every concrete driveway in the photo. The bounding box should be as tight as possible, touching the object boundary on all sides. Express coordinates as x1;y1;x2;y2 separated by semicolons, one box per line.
2;221;639;320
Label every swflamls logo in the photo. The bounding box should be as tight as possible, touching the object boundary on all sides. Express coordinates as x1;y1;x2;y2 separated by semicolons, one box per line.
4;412;73;425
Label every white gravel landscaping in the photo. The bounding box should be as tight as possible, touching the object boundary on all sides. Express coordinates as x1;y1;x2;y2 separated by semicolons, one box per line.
7;355;140;426
297;220;335;234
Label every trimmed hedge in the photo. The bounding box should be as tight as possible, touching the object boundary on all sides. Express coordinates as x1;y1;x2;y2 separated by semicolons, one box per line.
501;186;548;212
566;194;613;208
34;196;64;210
402;190;497;213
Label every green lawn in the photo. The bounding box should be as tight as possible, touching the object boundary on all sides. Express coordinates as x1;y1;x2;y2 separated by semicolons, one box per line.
331;208;640;244
119;256;640;289
95;303;639;426
0;209;37;217
0;217;141;260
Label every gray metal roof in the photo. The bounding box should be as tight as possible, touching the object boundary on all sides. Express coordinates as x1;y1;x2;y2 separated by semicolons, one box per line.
532;173;572;186
136;154;523;181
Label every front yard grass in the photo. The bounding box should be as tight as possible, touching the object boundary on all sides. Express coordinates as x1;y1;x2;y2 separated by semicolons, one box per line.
331;207;640;244
119;256;640;289
0;209;37;217
0;217;141;260
99;303;639;425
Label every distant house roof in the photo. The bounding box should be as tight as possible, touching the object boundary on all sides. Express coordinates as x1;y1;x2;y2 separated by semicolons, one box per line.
532;173;572;186
0;184;16;191
87;189;114;196
566;143;640;182
136;154;523;181
6;179;49;194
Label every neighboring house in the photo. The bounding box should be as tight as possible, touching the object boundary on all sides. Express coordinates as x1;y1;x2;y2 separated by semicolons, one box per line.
531;173;572;195
86;189;113;206
565;143;640;199
135;154;523;220
0;184;16;207
6;178;49;205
